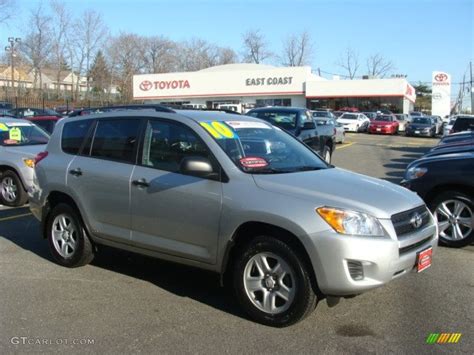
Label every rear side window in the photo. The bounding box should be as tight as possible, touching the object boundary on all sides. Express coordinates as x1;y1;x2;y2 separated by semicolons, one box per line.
453;118;474;132
90;119;141;163
62;120;94;155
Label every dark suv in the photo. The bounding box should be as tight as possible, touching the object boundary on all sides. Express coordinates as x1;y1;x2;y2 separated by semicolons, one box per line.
247;107;335;163
450;116;474;134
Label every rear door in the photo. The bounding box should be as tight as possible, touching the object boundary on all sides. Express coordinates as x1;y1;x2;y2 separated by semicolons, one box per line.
130;118;222;263
67;118;142;243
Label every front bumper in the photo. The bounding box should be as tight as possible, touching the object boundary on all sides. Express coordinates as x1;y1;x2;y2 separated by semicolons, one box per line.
406;129;432;137
369;126;393;134
305;220;438;296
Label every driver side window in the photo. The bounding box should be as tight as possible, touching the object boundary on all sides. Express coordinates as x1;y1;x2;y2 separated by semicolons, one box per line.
141;120;213;174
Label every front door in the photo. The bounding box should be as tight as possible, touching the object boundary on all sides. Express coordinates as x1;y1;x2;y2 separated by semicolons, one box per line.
130;119;222;264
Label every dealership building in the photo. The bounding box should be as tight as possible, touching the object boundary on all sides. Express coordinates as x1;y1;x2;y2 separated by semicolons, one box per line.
133;64;416;113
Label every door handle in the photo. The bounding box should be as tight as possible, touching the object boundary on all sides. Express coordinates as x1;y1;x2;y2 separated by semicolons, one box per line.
132;178;149;188
69;168;82;177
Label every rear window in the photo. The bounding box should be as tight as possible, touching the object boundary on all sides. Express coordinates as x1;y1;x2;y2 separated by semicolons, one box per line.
90;119;141;163
62;119;94;155
453;117;474;132
247;110;298;130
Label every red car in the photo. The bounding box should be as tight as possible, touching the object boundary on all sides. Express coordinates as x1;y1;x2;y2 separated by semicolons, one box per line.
368;115;399;135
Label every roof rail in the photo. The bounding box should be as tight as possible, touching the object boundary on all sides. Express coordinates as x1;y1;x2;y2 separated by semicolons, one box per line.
165;105;241;115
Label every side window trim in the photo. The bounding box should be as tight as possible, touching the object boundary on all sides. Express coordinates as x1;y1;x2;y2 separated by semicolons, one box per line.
77;119;97;157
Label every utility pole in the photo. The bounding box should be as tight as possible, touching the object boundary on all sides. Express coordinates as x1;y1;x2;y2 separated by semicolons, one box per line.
470;61;473;114
5;37;21;98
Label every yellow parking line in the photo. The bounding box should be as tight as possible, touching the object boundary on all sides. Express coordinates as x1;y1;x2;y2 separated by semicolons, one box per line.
0;213;32;222
336;142;356;150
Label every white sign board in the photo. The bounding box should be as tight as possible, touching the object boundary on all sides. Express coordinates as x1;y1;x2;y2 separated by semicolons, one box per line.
431;71;451;117
133;66;313;100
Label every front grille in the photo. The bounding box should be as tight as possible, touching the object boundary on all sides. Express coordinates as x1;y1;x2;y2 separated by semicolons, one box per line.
399;236;432;255
391;205;431;237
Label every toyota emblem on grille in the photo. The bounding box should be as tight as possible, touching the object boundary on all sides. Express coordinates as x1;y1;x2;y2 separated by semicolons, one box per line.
410;212;423;229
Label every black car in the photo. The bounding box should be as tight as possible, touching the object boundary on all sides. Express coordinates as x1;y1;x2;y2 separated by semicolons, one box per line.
247;107;335;163
451;115;474;134
9;107;62;118
405;117;437;137
0;101;13;114
401;152;474;247
438;131;474;145
424;143;474;158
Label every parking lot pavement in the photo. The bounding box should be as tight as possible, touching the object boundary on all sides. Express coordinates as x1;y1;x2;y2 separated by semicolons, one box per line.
1;134;473;353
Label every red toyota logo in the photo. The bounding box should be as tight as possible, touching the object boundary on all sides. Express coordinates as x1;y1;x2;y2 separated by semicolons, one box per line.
434;73;448;82
139;80;153;91
405;85;413;96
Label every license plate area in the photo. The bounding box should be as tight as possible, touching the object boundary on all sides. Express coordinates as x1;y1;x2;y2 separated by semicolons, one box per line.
417;247;432;272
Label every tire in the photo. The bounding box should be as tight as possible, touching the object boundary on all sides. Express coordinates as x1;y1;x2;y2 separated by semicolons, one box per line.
428;191;474;248
233;236;318;327
46;203;94;267
322;146;331;164
0;170;28;207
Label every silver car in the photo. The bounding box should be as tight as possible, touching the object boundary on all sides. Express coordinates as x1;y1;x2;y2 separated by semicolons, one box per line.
0;118;49;206
29;110;438;327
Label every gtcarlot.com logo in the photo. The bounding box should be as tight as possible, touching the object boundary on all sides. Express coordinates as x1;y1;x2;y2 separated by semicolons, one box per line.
426;333;462;344
10;336;95;346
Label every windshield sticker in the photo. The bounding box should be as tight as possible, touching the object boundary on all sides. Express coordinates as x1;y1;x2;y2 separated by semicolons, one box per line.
200;121;236;139
239;157;268;169
9;127;22;141
0;123;8;131
225;121;271;130
5;122;31;127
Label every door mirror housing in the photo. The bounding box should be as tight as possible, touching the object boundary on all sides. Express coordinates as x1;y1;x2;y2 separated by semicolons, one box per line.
180;156;215;178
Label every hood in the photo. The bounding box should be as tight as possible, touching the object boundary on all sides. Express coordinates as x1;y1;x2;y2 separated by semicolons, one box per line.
424;145;474;157
252;168;423;219
337;118;358;124
407;151;474;169
4;144;47;157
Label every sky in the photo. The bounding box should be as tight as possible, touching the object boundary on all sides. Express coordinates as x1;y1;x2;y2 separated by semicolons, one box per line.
2;0;473;98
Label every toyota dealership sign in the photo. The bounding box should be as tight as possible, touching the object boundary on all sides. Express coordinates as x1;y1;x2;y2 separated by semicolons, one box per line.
431;71;451;117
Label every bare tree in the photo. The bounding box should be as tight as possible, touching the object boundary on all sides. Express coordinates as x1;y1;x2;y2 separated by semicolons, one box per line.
143;36;178;73
218;47;238;65
281;31;313;66
49;0;70;97
20;4;52;95
107;33;146;101
336;47;360;79
241;29;272;64
366;53;395;78
175;38;236;71
73;10;108;99
0;0;15;24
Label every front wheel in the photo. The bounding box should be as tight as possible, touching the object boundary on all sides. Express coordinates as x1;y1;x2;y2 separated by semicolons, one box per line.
233;236;318;327
46;203;95;267
322;146;331;164
0;170;28;207
429;191;474;248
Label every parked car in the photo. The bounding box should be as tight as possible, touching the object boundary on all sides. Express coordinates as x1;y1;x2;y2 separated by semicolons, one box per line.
401;152;474;247
0;117;50;206
368;115;399;135
409;111;424;118
312;110;336;120
337;112;370;132
0;101;13;115
394;114;409;131
9;107;62;118
405;117;437;137
333;111;344;118
450;115;474;134
438;131;474;145
30;109;437;327
443;118;456;136
247;107;335;163
424;143;474;158
312;114;345;144
362;112;377;121
26;116;62;134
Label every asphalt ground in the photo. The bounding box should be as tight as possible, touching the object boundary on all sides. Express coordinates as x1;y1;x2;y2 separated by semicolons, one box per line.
0;133;473;354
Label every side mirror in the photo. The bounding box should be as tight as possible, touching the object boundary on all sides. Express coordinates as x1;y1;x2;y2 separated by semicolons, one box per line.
179;156;215;178
302;121;316;130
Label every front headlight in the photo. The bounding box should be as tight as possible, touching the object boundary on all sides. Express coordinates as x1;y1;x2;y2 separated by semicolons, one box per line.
316;207;386;236
406;166;428;180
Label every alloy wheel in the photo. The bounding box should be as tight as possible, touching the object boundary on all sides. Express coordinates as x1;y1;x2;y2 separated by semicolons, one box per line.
243;252;296;315
51;214;78;258
1;177;17;203
435;199;473;241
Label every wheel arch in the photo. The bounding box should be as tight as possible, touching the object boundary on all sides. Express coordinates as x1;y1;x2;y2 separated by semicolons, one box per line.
424;184;474;206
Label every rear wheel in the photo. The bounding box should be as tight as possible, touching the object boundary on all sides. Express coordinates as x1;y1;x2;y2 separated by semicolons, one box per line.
0;170;28;207
46;203;94;267
429;191;474;248
233;236;318;327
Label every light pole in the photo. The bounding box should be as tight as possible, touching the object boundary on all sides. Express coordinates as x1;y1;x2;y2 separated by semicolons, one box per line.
5;37;21;97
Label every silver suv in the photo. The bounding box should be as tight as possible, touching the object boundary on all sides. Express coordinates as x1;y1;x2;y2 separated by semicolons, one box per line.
29;110;438;327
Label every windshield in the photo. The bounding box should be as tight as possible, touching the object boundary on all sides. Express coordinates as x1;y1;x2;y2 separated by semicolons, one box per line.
413;117;431;124
0;122;50;146
247;111;298;130
340;114;357;120
201;120;328;174
313;111;330;118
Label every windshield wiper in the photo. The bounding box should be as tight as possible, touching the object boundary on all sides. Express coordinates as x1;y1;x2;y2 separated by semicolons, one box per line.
291;166;326;172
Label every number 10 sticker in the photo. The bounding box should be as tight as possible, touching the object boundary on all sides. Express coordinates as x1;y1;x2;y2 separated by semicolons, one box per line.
200;121;236;139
